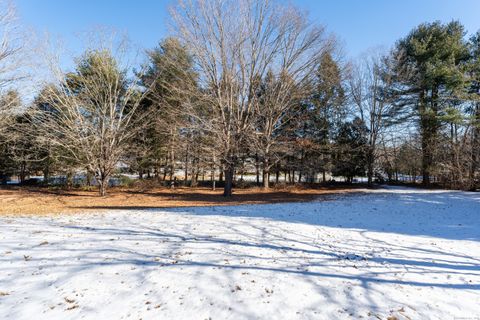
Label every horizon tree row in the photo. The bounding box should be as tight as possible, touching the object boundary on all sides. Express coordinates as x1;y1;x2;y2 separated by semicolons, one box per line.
0;0;478;196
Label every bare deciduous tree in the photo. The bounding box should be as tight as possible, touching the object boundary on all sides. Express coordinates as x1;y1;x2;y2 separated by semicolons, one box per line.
348;52;398;186
0;1;27;137
170;0;332;195
31;38;150;196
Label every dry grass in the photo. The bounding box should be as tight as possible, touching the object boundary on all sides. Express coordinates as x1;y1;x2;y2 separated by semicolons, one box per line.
0;185;362;216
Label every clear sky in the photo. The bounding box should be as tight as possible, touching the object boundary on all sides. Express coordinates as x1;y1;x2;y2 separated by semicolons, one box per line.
15;0;480;60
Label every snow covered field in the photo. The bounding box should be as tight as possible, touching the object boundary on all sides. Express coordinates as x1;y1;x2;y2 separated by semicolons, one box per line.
0;187;479;319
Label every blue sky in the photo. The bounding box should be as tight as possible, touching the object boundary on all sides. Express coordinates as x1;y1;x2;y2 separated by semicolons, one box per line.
15;0;480;60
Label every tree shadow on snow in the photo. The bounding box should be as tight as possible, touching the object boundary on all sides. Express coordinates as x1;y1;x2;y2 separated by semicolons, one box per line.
1;197;479;319
102;188;480;242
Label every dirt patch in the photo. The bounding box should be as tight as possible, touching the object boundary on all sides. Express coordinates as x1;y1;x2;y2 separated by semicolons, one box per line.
0;185;363;216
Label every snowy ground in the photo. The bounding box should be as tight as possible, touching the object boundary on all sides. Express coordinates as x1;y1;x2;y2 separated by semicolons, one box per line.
0;187;479;319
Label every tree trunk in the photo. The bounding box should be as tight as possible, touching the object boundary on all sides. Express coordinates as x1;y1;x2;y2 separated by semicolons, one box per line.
255;153;260;186
223;164;234;196
367;147;374;187
211;166;216;191
19;162;26;184
169;128;176;181
66;170;73;188
263;158;269;189
420;89;439;186
211;154;216;190
191;160;198;187
86;170;93;186
169;149;175;181
421;131;432;185
188;156;195;187
184;149;189;182
470;102;480;190
43;164;50;185
162;166;167;181
99;178;108;196
191;173;197;187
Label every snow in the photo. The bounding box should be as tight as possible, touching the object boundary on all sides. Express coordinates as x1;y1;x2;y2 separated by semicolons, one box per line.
0;187;479;319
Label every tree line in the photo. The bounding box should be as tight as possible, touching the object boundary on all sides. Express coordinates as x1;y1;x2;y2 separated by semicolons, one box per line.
0;0;479;196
